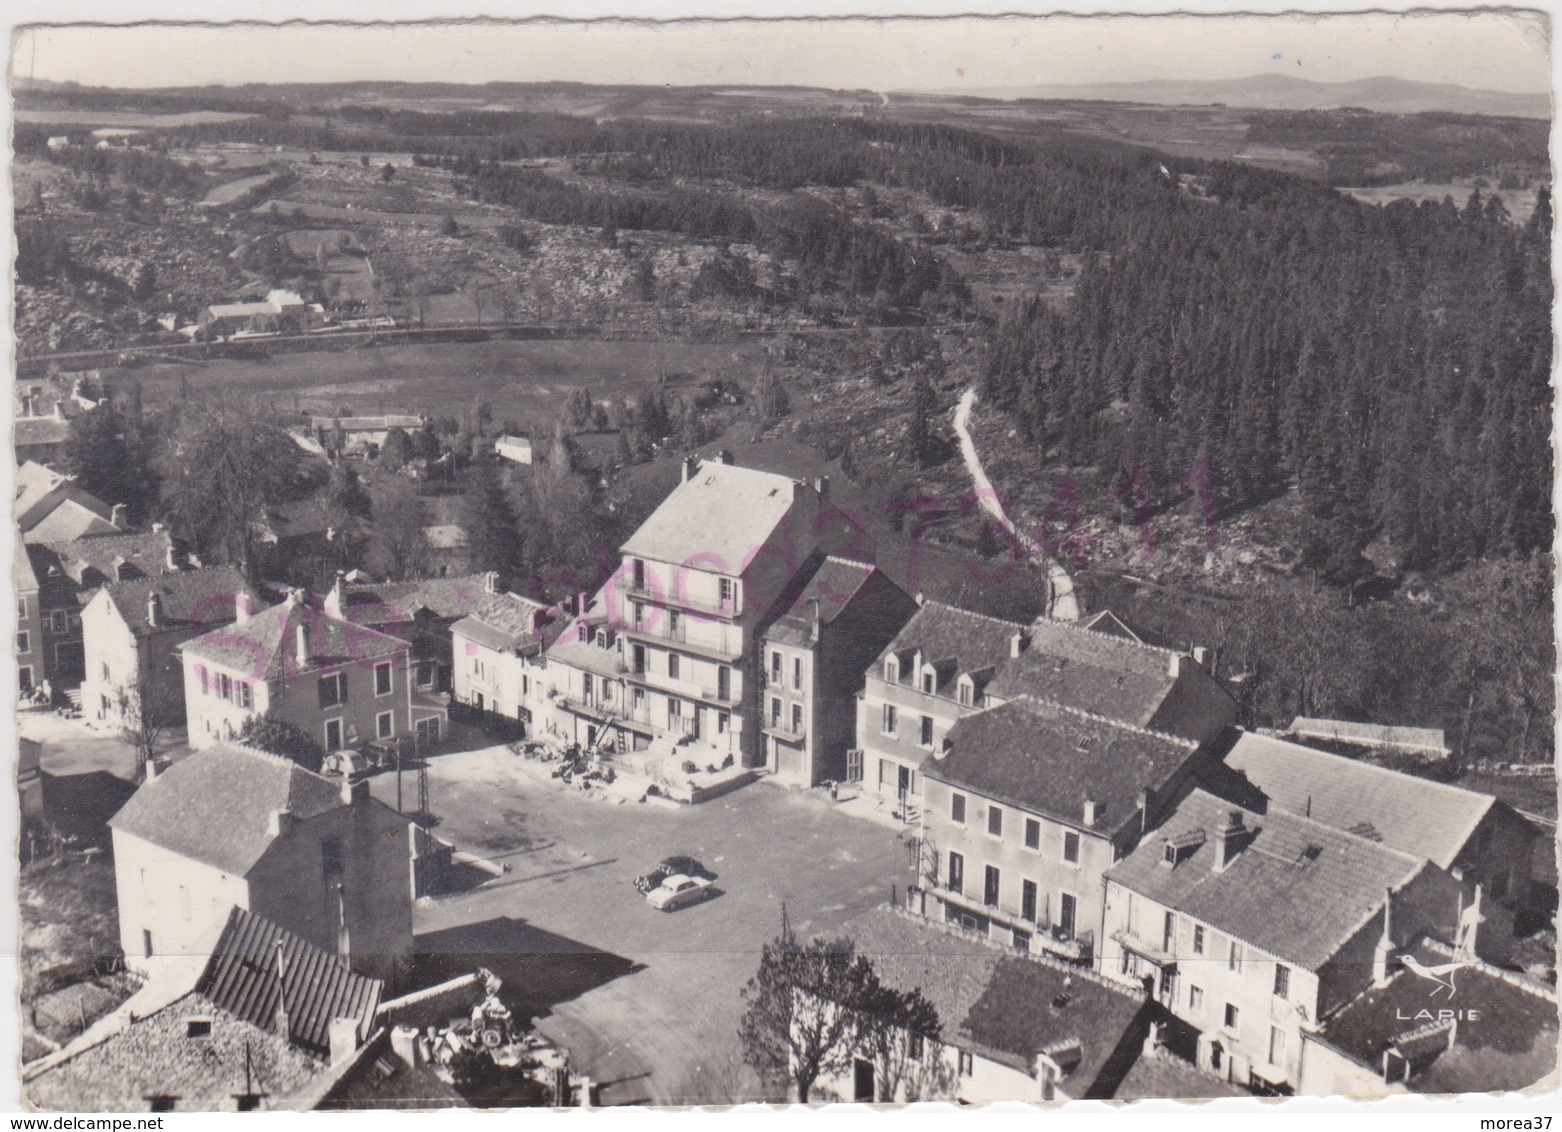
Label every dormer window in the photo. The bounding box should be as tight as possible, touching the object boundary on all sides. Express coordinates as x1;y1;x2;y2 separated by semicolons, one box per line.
921;670;934;695
957;677;973;707
596;629;609;648
885;658;899;683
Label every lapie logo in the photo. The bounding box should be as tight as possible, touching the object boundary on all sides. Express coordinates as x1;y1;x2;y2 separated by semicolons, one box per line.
1399;899;1485;1001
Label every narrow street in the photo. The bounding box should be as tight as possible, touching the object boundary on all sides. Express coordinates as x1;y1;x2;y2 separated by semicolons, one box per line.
952;387;1080;620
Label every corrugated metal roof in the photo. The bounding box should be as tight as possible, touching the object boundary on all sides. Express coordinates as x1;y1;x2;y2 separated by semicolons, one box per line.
199;907;382;1058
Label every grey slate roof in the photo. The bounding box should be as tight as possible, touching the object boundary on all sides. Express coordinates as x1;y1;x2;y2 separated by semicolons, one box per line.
925;697;1199;832
875;600;1027;696
765;556;901;648
1104;789;1430;971
181;600;407;680
199;907;382;1058
33;530;175;593
109;744;348;877
23;991;320;1113
338;574;494;625
839;905;1006;1042
450;591;557;655
1223;732;1498;870
619;460;807;570
957;956;1147;1092
102;566;253;638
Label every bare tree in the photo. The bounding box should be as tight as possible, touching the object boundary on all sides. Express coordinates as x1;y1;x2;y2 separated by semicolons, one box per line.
116;678;183;783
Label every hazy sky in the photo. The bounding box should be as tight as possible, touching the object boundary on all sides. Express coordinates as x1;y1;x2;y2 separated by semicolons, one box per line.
9;9;1552;94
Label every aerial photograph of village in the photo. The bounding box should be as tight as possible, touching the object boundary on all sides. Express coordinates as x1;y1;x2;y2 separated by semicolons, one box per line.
6;8;1557;1117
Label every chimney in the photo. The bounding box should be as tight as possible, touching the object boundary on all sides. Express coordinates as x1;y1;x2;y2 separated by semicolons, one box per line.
341;778;369;807
1372;888;1396;987
235;592;252;624
390;1025;421;1068
682;455;700;483
110;503;128;530
1140;787;1155;841
813;475;830;502
914;592;926;606
530;608;549;637
1168;652;1184;679
718;450;734;466
152;521;165;534
485;571;501;595
1009;630;1027;658
328;1017;361;1066
112;555;130;583
1192;646;1209;668
165;543;180;572
1212;810;1246;873
325;571;347;618
267;810;295;837
146;591;163;628
575;591;588;617
1083;798;1100;827
273;940;290;1039
53;400;66;420
295;617;311;666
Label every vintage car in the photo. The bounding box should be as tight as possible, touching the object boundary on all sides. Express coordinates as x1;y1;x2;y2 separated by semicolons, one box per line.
633;856;714;894
645;874;715;911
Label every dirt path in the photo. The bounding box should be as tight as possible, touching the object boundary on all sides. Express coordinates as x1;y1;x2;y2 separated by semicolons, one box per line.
952;387;1080;620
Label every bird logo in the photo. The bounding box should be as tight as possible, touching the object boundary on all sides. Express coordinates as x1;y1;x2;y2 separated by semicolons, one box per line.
1400;953;1470;999
1401;900;1486;999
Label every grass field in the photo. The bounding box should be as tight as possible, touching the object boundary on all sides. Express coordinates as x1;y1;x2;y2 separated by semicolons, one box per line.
128;337;769;423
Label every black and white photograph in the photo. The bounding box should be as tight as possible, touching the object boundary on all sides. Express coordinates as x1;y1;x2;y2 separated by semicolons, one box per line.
4;3;1557;1117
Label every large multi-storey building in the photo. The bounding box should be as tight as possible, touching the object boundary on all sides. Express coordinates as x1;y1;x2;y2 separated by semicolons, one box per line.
915;696;1216;966
1099;789;1470;1093
544;454;843;768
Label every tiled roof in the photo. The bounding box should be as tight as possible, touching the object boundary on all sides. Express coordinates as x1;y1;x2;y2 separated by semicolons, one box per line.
926;697;1200;832
338;574;494;625
957;956;1147;1092
23;992;321;1113
450;591;556;655
34;530;175;591
1223;732;1497;870
766;556;907;648
102;567;253;638
181;599;407;681
1318;937;1558;1093
199;908;382;1058
1115;1048;1250;1099
109;744;348;877
15;461;72;518
14;416;71;449
15;538;40;594
22;499;122;543
838;905;1005;1041
619;460;811;570
986;619;1191;728
1104;789;1429;971
876;600;1027;696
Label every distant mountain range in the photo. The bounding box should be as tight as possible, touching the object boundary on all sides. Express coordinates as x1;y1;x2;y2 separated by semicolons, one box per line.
919;73;1550;119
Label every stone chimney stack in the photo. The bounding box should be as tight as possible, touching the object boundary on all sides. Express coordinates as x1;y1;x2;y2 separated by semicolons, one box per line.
328;1017;361;1066
295;616;311;667
682;455;700;483
146;591;163;628
1212;810;1246;873
485;571;501;595
1009;630;1027;658
1168;652;1184;679
325;571;347;619
235;592;252;624
110;503;128;530
813;476;830;503
1083;798;1098;828
1371;888;1397;987
165;543;181;572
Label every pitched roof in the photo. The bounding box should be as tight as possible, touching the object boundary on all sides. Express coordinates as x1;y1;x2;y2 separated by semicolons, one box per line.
16;462;121;541
1317;937;1558;1093
337;574;494;625
15;538;40;594
1115;1048;1250;1100
925;698;1200;832
619;459;811;569
199;907;382;1058
22;991;321;1113
1223;732;1498;870
838;905;1006;1042
101;566;253;638
1104;789;1430;971
957;956;1147;1091
181;599;407;680
109;744;349;876
14;415;72;449
986;619;1205;729
34;529;175;591
875;600;1027;696
765;556;905;648
15;460;68;517
450;591;556;655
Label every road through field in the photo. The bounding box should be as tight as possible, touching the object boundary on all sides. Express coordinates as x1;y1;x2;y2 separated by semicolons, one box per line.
952;387;1079;620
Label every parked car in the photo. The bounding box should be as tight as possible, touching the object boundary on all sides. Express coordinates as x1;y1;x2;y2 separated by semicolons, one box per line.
646;874;715;911
633;856;713;894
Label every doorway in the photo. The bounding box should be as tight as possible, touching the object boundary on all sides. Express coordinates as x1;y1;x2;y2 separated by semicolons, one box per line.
853;1058;875;1102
